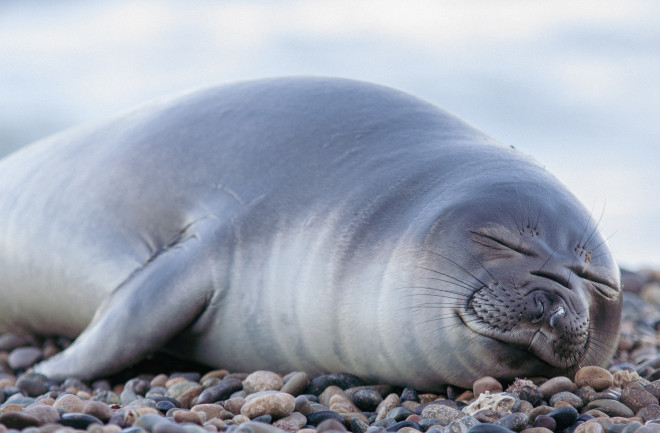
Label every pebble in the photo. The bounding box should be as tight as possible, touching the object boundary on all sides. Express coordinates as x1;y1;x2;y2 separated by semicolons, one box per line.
307;374;366;395
59;412;104;429
575;367;614;391
280;373;310;397
537;377;576;400
305;410;345;426
241;392;295;419
353;390;384;412
473;377;503;396
7;347;43;370
197;377;243;404
0;411;40;429
585;400;635;418
244;371;284;394
549;391;583;409
620;382;659;413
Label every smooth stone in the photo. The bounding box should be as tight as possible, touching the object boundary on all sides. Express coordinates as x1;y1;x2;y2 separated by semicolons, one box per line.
253;414;273;424
243;371;284;395
387;407;414;422
473;377;503;396
191;403;225;420
636;426;660;433
494;413;529;432
23;404;60;424
197;377;244;404
574;421;605;433
154;422;188;433
280;373;310;397
350;417;370;433
376;394;401;422
538;377;577;400
575;367;614;392
467;424;516;433
7;347;43;370
621;422;643;433
586;400;635;418
306;410;345;426
426;428;444;433
173;410;204;425
645;382;660;399
273;412;308;432
532;415;556;431
400;388;419;404
241;393;295;419
621;382;659;413
0;334;30;351
15;378;48;397
157;401;177;412
353;390;384;412
520;428;553;433
549;392;584;409
307;374;367;395
637;404;660;422
224;397;247;415
58;413;103;429
0;411;40;429
421;405;465;424
373;418;397;428
84;400;114;422
546;406;578;430
126;378;152;395
53;393;85;412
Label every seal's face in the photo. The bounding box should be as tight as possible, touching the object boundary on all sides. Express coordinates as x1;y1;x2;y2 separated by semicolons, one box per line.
419;181;622;382
459;223;621;371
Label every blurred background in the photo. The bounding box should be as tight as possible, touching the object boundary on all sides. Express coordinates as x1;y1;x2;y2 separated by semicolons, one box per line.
1;0;658;269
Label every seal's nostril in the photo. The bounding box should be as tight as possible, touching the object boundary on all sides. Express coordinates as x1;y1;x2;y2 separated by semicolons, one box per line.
549;306;565;328
531;296;544;323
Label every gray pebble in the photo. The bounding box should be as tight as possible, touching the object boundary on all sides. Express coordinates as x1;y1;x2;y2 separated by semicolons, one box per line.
58;412;103;429
0;411;40;429
549;392;584;409
7;347;43;370
494;413;529;432
586;399;635;418
386;407;413;421
280;372;310;397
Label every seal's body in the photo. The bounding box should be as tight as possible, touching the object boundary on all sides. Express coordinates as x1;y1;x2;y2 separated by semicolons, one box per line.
0;78;621;389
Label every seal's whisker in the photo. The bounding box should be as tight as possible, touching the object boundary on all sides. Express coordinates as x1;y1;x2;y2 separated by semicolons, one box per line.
537;249;556;274
584;201;606;251
413;267;481;291
463;248;499;285
589;230;618;255
398;286;472;299
425;250;489;287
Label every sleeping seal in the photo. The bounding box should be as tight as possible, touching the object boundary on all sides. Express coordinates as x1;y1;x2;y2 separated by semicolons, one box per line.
0;77;621;389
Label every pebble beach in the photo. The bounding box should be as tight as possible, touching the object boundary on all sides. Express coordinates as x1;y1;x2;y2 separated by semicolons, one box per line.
2;269;660;433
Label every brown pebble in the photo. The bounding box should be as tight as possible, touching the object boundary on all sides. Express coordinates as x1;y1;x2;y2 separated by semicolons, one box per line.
243;371;283;394
230;414;250;424
554;401;573;408
574;421;604;433
575;367;614;391
456;390;474;402
407;414;423;423
240;392;295;419
0;404;23;413
473;376;503;396
151;374;169;388
53;394;84;412
537;376;576;400
621;382;659;413
329;394;359;413
473;409;507;423
178;385;203;409
0;379;15;388
419;394;439;403
319;386;344;407
192;404;225;420
23;404;60;424
637;404;660;422
273;412;307;432
165;377;189;388
83;400;114;422
401;401;420;411
201;370;230;383
173;409;204;425
375;393;400;421
583;409;610;418
224;397;246;415
204;418;227;431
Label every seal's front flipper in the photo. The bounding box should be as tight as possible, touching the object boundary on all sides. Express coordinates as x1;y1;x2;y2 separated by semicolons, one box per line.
34;228;215;380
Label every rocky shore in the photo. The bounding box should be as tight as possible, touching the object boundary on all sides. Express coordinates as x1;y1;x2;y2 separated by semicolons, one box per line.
1;269;660;433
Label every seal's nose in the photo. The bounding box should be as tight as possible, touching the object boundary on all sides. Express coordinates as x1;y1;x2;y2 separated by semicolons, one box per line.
522;291;567;329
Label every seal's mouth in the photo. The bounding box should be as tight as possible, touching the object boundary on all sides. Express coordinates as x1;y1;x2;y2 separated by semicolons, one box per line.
457;284;590;370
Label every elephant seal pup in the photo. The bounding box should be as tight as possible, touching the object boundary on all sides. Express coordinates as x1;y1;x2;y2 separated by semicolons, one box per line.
0;77;621;390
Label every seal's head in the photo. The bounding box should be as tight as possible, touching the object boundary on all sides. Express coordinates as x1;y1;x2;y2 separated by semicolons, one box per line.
415;164;621;387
